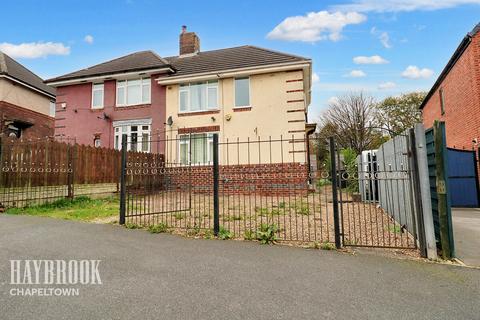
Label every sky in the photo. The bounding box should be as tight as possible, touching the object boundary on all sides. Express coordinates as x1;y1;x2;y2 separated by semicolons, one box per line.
1;0;479;120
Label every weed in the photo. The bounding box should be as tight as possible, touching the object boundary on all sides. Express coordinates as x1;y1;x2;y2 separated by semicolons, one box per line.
256;224;278;244
386;225;402;234
255;207;270;216
278;202;286;209
204;230;214;239
218;227;233;240
187;226;201;236
148;223;168;234
320;242;336;250
224;215;243;222
244;230;256;241
174;212;185;220
125;222;141;229
295;203;310;215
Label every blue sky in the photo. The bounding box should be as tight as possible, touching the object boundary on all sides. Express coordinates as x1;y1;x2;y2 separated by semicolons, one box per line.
1;0;479;120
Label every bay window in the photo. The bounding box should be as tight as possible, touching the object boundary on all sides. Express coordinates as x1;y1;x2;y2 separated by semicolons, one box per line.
235;77;250;107
116;78;151;107
179;133;214;165
92;83;104;109
179;81;218;112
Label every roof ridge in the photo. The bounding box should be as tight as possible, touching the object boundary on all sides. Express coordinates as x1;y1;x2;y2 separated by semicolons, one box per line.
164;45;251;60
149;50;170;65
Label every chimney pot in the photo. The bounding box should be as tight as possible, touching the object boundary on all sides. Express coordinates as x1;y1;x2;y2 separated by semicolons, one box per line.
181;25;187;33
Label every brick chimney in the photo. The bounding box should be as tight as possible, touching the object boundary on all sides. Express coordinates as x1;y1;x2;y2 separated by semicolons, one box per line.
179;25;200;55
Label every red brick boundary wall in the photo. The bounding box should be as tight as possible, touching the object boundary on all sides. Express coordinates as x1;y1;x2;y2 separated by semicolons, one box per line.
0;101;54;139
166;162;309;195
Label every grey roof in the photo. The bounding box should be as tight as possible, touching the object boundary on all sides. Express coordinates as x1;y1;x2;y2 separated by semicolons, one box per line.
164;45;310;77
0;52;55;97
46;51;171;83
46;46;310;84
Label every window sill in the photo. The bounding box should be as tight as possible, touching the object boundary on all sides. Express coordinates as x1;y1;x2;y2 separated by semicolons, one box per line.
114;104;151;110
233;106;252;112
91;107;104;112
178;110;220;117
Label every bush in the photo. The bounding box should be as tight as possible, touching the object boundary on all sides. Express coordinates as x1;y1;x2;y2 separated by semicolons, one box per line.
244;230;256;241
256;224;278;244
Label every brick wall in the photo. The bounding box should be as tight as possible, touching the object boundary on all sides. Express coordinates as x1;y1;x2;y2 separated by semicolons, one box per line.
170;163;309;195
422;32;480;150
0;101;54;139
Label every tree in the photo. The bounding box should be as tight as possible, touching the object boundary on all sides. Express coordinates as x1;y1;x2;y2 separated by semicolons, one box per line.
319;92;380;154
376;92;426;137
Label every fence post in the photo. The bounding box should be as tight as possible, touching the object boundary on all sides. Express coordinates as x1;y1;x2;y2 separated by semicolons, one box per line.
67;143;74;199
119;135;128;225
434;121;454;259
213;133;220;236
330;137;342;249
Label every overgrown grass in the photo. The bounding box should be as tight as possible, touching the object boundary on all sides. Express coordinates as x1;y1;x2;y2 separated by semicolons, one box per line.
5;196;119;221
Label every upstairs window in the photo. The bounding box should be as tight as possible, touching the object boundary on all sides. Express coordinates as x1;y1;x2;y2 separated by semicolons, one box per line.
439;88;445;115
116;78;151;107
179;81;218;112
235;77;250;107
92;83;104;109
49;101;56;117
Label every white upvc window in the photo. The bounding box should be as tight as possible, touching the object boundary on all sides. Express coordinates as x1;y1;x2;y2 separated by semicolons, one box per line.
179;80;218;112
113;121;151;152
179;133;214;165
49;101;56;117
92;83;104;109
116;78;151;107
234;77;250;108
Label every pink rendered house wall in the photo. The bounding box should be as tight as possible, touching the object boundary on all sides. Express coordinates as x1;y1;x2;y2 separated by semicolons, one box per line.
54;75;167;153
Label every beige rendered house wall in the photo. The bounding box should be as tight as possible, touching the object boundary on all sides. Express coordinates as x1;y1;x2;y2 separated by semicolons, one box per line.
0;78;52;116
164;70;307;165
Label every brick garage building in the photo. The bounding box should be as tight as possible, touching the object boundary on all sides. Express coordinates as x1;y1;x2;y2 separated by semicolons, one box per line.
421;23;480;150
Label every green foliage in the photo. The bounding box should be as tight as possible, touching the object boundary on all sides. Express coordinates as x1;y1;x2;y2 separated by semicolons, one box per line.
174;212;185;220
148;223;168;233
256;224;278;244
125;222;141;229
6;196;118;221
218;227;233;240
292;201;310;216
278;202;286;209
376;92;426;137
311;241;336;250
244;230;256;241
255;207;283;217
224;215;243;222
204;230;214;239
342;148;359;194
386;225;402;234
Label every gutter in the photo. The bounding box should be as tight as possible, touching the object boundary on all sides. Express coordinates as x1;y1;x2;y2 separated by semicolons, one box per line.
419;34;473;110
0;74;56;99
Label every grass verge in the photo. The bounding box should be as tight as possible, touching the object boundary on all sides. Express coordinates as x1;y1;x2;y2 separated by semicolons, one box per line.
5;196;119;222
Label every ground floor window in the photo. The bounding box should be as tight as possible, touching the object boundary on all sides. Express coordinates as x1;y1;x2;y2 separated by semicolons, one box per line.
179;133;214;165
113;119;151;152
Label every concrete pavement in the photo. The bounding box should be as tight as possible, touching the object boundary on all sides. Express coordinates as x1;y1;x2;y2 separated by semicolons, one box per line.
453;208;480;267
0;214;479;320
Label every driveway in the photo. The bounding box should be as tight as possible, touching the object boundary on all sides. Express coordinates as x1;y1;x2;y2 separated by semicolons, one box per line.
453;208;480;266
0;215;479;320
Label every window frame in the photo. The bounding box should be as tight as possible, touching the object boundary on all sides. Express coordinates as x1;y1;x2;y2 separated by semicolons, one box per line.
113;123;151;152
439;87;445;115
178;80;219;113
91;83;104;109
234;77;251;108
49;101;56;117
116;78;151;107
178;132;215;165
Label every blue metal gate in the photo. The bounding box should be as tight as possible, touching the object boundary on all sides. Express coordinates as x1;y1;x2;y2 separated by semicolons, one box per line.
447;148;479;207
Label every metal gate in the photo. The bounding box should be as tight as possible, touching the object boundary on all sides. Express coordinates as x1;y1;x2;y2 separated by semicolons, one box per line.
332;132;419;249
447;148;479;207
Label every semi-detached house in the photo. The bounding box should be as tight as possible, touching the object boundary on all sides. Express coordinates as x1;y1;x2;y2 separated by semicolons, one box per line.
46;27;314;165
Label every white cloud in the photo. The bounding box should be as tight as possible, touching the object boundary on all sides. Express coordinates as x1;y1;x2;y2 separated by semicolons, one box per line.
267;11;366;42
312;72;320;83
353;55;389;64
333;0;480;12
378;81;397;90
0;42;70;59
371;27;392;48
346;70;367;77
328;96;340;105
401;65;434;79
84;35;94;44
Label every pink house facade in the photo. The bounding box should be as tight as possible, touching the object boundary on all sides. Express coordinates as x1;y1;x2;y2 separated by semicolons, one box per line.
54;74;167;153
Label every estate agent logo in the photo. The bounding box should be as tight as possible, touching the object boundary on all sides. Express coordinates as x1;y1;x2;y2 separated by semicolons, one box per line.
9;260;102;297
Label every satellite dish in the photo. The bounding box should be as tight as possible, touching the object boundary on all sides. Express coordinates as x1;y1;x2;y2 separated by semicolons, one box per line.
167;116;173;126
